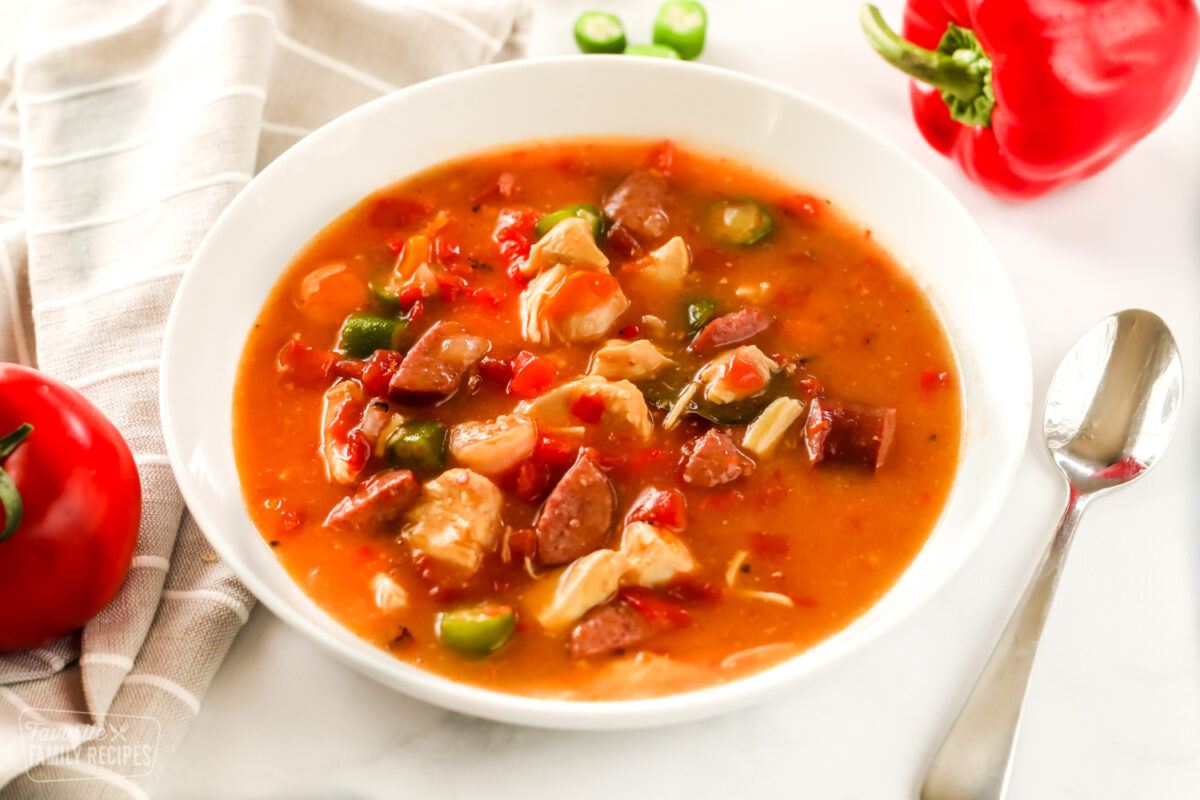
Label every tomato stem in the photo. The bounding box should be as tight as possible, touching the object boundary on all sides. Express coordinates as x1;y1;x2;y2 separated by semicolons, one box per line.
0;423;32;542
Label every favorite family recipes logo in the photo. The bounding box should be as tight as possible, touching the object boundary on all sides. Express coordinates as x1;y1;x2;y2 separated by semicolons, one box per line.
18;709;160;782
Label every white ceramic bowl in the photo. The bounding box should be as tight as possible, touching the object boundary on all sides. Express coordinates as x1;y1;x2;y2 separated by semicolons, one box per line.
161;56;1031;730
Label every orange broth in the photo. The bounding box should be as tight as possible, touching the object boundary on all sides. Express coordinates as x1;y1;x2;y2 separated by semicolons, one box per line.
232;139;961;699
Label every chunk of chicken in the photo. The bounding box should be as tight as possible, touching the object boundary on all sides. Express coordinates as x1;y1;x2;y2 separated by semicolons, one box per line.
517;376;653;439
619;522;696;586
529;522;696;629
628;236;689;292
520;216;609;278
698;345;779;404
532;549;627;630
449;414;538;476
520;265;630;345
321;380;367;484
403;469;503;572
587;339;673;382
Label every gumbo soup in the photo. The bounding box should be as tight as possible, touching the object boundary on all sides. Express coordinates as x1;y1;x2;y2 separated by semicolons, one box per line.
233;140;961;699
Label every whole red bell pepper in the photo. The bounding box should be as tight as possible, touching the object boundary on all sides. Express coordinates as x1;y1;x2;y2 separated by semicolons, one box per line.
861;2;1199;200
0;363;142;651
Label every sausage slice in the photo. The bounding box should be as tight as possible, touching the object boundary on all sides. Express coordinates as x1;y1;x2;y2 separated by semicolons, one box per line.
324;470;420;531
602;170;670;242
681;429;755;488
689;308;772;354
535;451;616;565
804;398;897;470
390;321;488;399
569;601;653;659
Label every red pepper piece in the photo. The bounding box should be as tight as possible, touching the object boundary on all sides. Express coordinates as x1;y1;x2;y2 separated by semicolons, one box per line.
508;351;558;398
434;271;470;303
861;3;1200;200
367;197;430;229
619;586;691;628
625;487;687;529
569;392;606;425
276;338;337;386
492;207;539;281
360;349;402;397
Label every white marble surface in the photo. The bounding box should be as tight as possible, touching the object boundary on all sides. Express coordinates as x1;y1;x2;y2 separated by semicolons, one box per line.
5;1;1200;797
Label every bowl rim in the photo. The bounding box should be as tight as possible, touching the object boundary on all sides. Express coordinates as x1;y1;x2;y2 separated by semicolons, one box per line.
161;54;1032;729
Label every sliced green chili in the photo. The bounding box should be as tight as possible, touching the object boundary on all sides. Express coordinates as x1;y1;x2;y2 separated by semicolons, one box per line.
339;313;407;359
574;12;627;54
437;604;517;655
702;196;775;246
653;1;707;60
535;203;605;241
385;419;447;475
624;43;681;59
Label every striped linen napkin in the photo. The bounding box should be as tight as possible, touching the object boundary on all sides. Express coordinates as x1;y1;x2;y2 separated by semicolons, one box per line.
0;1;529;796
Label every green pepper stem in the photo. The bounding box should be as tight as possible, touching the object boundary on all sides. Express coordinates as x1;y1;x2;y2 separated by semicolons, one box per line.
0;423;32;542
860;4;983;99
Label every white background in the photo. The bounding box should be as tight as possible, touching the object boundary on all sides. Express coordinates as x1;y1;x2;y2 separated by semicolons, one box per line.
3;1;1199;798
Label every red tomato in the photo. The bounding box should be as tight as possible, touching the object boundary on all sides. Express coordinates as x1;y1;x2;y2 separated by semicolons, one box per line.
492;207;538;280
569;392;606;425
0;364;142;651
722;354;768;395
619;586;691;628
625;487;687;529
508;351;557;397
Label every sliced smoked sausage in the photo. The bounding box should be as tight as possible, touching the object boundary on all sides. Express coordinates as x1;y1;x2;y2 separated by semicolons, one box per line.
681;429;755;488
535;451;615;565
390;321;488;399
569;601;653;659
324;470;420;531
689;308;772;354
602;170;670;243
804;398;896;470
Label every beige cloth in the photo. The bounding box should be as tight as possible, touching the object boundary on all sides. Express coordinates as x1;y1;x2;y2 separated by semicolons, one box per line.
0;1;529;796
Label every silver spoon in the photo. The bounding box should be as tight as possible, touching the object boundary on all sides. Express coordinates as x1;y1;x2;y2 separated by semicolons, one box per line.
921;309;1183;800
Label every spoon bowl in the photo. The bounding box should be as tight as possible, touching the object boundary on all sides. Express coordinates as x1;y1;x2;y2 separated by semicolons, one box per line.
1045;309;1183;495
922;309;1182;800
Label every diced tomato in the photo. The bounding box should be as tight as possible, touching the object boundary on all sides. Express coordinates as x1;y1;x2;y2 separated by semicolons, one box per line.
750;531;789;557
921;370;951;391
360;349;402;397
570;392;606;425
276;339;337;386
434;232;462;265
619;586;691;628
264;498;303;536
367;197;430;229
468;287;504;308
646;140;678;176
406;299;426;323
722;354;769;395
478;355;513;385
514;461;550;503
533;435;579;467
508;351;558;397
384;232;407;254
617;324;640;339
492;207;539;281
796;375;823;398
625;487;686;529
780;193;822;220
434;271;470;303
396;284;427;307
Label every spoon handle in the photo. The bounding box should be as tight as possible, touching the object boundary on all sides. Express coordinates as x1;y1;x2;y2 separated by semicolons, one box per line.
921;489;1092;800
